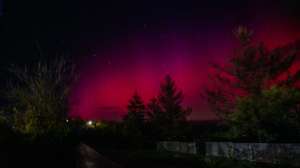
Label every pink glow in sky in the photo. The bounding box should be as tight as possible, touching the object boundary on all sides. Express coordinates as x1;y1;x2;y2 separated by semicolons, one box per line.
69;12;300;121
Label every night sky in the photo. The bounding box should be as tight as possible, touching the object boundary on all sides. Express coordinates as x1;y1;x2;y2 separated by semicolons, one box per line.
2;0;300;120
0;0;2;16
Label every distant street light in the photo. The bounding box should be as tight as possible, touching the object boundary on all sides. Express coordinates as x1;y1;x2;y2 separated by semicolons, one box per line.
87;120;93;126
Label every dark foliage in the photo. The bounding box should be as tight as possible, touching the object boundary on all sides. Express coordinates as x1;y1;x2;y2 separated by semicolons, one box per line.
147;75;192;140
204;26;300;141
1;57;77;140
123;92;146;130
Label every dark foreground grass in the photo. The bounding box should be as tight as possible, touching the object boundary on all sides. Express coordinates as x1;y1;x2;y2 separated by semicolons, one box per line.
100;149;298;168
101;150;204;168
0;142;297;168
0;144;78;168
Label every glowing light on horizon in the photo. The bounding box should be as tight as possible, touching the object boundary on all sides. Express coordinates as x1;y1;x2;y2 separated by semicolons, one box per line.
87;120;93;126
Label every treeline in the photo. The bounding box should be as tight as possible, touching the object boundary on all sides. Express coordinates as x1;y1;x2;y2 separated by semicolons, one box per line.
81;75;192;149
1;26;300;147
0;57;191;147
122;75;191;144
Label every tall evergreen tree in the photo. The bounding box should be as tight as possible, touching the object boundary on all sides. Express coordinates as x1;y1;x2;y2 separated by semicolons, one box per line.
147;97;164;124
123;92;146;146
146;97;165;139
123;92;145;129
148;75;191;139
159;75;190;123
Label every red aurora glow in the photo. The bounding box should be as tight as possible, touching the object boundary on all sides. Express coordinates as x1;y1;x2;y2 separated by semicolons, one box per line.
69;12;300;121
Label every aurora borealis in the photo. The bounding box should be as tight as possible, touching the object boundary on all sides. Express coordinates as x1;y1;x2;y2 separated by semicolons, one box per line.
5;1;300;121
69;4;300;121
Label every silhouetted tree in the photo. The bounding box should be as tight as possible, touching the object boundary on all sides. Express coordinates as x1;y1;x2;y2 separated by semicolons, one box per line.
123;92;146;146
159;75;190;123
148;75;191;140
147;97;164;125
124;92;146;127
146;97;165;140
